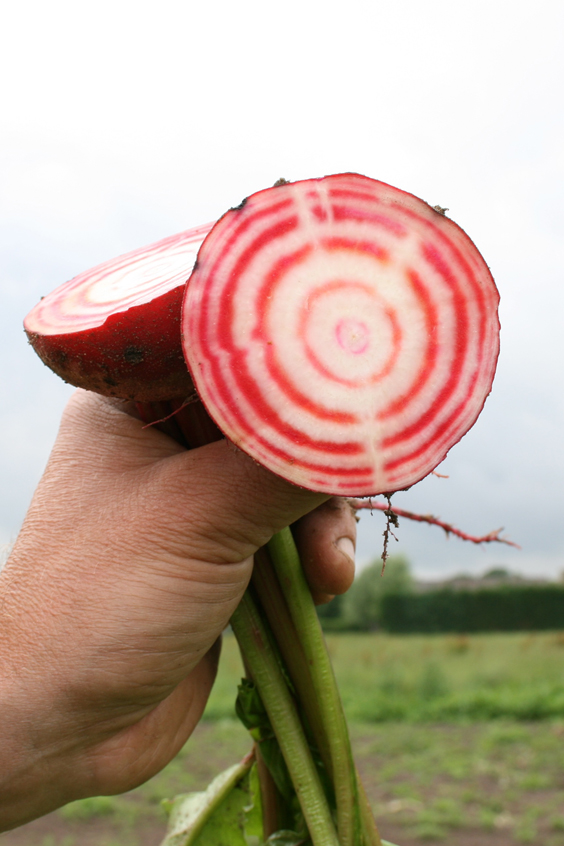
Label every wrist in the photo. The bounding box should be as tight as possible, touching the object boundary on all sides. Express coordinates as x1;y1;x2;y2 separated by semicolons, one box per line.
0;560;86;829
0;650;58;828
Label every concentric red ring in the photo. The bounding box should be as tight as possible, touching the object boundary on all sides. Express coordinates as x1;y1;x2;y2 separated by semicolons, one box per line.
182;174;500;495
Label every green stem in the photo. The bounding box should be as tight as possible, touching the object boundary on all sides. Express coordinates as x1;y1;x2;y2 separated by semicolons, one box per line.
253;547;384;844
254;743;284;840
357;771;383;846
231;591;340;846
267;528;363;846
252;547;334;780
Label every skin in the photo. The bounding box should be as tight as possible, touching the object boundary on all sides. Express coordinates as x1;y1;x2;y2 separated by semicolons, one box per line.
0;390;356;831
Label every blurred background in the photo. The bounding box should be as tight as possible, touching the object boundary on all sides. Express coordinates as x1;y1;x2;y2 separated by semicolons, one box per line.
1;0;563;582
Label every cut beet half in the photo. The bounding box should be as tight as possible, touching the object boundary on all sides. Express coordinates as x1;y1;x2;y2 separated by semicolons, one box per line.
182;173;500;496
24;223;213;401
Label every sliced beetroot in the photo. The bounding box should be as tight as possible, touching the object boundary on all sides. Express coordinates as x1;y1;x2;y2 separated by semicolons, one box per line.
24;223;212;401
182;173;500;496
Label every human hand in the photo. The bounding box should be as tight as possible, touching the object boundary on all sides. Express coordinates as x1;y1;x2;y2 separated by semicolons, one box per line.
0;390;356;830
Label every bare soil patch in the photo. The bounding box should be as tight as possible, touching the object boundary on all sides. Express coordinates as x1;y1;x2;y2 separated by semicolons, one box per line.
3;721;564;846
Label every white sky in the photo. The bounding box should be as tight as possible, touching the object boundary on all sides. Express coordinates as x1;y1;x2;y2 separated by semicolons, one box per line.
1;0;563;579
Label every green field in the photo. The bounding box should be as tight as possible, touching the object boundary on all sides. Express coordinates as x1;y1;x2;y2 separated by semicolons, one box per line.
207;630;564;722
4;632;564;846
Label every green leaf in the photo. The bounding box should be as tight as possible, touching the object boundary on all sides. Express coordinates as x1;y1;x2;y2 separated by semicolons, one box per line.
243;759;263;842
160;757;254;846
235;679;294;803
236;678;271;734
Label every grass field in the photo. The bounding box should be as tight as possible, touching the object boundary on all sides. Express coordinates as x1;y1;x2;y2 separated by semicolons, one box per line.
207;630;564;722
4;632;564;846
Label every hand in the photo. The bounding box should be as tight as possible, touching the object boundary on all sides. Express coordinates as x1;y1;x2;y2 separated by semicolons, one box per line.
0;390;356;830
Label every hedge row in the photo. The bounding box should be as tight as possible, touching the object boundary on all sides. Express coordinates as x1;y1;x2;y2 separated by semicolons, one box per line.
380;586;564;633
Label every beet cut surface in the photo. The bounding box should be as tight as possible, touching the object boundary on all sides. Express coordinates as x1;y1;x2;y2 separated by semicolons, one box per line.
182;174;500;496
25;223;212;401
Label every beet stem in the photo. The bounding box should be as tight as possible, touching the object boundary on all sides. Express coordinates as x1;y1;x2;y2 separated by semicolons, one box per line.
268;528;373;846
231;592;340;846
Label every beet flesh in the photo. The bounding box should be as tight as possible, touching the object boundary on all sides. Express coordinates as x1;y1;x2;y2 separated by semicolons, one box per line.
182;173;501;496
24;224;212;401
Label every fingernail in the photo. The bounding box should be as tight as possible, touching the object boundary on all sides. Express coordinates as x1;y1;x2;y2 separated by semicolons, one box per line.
336;536;355;563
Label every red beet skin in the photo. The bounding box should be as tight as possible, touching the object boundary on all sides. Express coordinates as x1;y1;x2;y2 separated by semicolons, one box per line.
24;224;212;401
182;173;500;496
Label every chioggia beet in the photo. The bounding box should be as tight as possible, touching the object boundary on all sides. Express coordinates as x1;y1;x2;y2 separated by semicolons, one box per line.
182;173;500;495
24;223;212;401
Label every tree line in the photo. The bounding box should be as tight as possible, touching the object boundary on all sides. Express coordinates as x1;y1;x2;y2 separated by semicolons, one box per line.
318;558;564;633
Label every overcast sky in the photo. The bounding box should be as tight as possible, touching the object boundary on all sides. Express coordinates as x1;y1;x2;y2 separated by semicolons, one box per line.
1;0;563;579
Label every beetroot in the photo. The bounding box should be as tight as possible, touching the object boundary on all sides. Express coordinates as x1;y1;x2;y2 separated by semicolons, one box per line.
24;223;212;401
182;173;500;496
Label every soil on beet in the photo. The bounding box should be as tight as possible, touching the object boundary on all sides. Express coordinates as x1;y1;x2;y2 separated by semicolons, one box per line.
4;720;564;846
